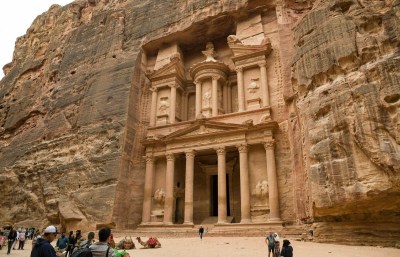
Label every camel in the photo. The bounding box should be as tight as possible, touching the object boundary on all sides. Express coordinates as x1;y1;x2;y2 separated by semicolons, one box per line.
116;236;136;249
136;237;161;248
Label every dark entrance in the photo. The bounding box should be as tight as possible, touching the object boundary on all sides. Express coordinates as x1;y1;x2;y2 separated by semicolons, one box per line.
210;174;230;216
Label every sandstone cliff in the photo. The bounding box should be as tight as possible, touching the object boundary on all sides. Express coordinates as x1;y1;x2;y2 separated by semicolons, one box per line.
0;0;399;246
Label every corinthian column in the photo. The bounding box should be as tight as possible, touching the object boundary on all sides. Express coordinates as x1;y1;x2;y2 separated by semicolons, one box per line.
264;140;281;221
212;76;219;117
195;80;202;118
259;62;270;107
216;146;227;223
184;150;195;224
170;85;177;123
236;67;245;112
238;144;251;223
164;153;175;224
149;87;158;126
142;154;154;224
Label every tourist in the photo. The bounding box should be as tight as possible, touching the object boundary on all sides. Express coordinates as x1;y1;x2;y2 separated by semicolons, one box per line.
72;232;95;254
273;233;280;257
199;225;204;240
66;231;75;257
280;239;293;257
7;226;17;254
0;231;6;250
12;229;20;250
89;227;116;257
108;233;115;248
30;225;60;257
56;232;69;253
18;228;26;250
265;232;275;257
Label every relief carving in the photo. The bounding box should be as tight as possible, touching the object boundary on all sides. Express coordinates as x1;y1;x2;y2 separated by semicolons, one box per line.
159;97;169;115
248;78;260;95
203;91;211;108
227;35;243;45
202;42;217;62
153;188;165;206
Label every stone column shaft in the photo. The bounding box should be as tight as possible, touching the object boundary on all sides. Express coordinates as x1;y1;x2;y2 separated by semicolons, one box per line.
170;85;177;123
184;150;195;224
223;82;228;112
212;76;218;116
150;88;158;126
237;67;245;112
195;81;202;117
216;147;227;223
259;63;270;107
142;154;154;223
238;144;251;223
265;141;281;221
164;153;175;224
227;83;232;113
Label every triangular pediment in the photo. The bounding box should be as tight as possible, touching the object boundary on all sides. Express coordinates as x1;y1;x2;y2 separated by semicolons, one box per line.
163;120;249;141
148;57;186;82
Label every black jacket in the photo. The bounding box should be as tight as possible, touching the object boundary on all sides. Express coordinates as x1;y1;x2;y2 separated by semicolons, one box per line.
30;238;58;257
8;230;17;241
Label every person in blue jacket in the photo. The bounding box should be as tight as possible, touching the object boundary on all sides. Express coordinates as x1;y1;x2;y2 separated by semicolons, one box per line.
31;225;59;257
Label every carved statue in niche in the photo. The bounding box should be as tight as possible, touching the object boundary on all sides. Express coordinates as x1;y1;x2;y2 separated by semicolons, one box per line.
158;97;169;114
201;42;217;62
254;180;268;206
176;95;181;117
248;78;260;95
189;106;195;120
218;89;223;109
153;188;165;208
203;91;211;107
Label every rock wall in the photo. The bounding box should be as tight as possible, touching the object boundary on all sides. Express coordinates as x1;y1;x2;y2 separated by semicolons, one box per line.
0;0;399;246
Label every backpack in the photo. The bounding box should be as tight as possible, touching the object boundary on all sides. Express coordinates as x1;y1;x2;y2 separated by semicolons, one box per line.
71;247;93;257
19;233;26;241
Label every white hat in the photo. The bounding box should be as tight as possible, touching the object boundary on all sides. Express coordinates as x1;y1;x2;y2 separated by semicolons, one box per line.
44;225;59;234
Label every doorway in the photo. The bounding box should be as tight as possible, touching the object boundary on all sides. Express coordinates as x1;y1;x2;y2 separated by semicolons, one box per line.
210;174;230;216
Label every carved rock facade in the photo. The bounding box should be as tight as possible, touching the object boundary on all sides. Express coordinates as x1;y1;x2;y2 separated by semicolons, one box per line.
0;0;399;246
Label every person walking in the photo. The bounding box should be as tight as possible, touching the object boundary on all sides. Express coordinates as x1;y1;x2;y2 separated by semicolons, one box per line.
7;227;17;255
273;233;280;257
265;232;275;257
89;227;116;257
280;239;293;257
198;225;204;240
30;225;59;257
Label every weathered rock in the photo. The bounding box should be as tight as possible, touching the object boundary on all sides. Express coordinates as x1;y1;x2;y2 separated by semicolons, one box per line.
0;0;398;247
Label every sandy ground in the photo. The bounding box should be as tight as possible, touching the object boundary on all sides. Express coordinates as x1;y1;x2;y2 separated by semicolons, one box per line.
3;237;400;257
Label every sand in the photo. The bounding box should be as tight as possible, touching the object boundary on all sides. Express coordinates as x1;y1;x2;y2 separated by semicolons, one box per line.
4;236;400;257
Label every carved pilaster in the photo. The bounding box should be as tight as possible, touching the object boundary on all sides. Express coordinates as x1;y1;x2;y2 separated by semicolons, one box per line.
264;140;275;150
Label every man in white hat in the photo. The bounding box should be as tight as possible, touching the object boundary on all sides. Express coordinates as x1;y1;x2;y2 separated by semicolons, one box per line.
30;225;60;257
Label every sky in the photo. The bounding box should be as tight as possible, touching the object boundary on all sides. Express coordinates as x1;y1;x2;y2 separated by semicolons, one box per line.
0;0;73;80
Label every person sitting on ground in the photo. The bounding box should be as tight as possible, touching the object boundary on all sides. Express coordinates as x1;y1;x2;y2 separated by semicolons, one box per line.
89;228;116;257
280;239;293;257
30;225;61;257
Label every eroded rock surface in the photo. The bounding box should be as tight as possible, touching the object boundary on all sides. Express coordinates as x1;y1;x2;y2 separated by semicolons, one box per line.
0;0;398;246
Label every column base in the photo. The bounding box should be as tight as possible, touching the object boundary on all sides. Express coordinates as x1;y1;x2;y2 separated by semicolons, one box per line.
268;218;282;222
240;219;252;224
183;222;194;225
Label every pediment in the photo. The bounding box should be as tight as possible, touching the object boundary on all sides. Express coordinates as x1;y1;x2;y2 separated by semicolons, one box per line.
163;120;249;141
148;58;186;82
229;42;272;59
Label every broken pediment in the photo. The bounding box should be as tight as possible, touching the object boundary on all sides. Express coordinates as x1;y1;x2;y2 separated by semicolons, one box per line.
228;36;272;62
147;56;186;84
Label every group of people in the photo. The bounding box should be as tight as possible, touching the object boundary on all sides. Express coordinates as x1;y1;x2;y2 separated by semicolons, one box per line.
266;232;293;257
31;226;116;257
1;226;38;254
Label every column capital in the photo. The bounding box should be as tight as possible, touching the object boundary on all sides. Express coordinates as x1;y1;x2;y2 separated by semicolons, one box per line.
215;146;226;155
235;67;243;73
150;87;158;92
212;75;221;81
169;83;178;88
264;140;275;149
145;154;154;163
194;79;202;85
258;62;267;68
166;153;175;161
185;150;196;158
237;144;248;153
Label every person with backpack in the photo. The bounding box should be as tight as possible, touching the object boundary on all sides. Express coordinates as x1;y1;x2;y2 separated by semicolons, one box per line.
280;239;293;257
89;228;116;257
30;225;59;257
265;232;275;257
18;229;26;250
